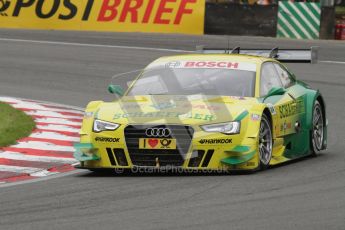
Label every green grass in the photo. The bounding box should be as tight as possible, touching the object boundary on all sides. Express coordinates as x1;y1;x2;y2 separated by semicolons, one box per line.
0;102;35;147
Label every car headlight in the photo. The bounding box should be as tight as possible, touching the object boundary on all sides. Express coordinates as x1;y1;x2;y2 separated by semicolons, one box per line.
93;119;120;133
200;122;240;135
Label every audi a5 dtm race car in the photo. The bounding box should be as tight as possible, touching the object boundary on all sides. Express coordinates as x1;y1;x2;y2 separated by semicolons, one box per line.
74;47;327;172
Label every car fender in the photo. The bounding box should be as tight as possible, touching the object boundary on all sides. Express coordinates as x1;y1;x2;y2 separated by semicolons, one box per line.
80;100;104;136
304;89;326;130
304;89;327;149
244;104;268;139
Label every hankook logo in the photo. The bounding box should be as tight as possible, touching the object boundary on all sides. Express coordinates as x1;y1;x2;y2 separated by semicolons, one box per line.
199;139;232;144
95;137;120;143
145;128;172;137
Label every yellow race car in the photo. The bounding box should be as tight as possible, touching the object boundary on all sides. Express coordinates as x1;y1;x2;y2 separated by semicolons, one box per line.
74;47;327;172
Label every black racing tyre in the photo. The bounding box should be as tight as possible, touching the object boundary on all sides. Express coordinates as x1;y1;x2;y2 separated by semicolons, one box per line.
311;100;325;156
258;113;273;170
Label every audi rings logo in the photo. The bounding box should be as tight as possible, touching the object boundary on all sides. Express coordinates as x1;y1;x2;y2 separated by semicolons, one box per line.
145;128;171;137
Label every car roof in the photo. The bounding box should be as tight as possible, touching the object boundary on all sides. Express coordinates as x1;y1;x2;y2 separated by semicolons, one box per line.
150;54;272;65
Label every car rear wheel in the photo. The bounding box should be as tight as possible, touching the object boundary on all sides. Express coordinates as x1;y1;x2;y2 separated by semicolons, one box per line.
311;100;324;156
258;114;273;170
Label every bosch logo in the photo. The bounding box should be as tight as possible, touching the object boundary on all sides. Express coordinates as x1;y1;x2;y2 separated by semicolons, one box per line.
145;128;171;137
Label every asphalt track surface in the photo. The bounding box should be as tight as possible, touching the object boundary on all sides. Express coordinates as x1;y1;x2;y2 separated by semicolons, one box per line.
0;29;344;230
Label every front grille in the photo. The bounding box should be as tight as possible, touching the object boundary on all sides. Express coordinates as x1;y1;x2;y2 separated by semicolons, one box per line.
201;150;214;167
188;149;215;167
188;150;205;167
106;148;129;166
113;148;129;166
124;125;194;166
106;148;117;166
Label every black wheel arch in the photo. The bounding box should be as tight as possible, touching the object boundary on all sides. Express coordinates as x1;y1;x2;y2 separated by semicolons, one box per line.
316;94;326;125
315;94;327;150
262;108;273;133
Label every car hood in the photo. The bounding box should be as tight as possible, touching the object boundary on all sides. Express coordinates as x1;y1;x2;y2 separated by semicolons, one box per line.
95;95;261;125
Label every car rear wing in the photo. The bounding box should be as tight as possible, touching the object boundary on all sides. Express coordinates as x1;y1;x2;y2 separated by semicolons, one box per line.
196;46;319;64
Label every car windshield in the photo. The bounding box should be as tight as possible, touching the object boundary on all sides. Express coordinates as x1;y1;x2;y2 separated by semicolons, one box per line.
126;67;256;97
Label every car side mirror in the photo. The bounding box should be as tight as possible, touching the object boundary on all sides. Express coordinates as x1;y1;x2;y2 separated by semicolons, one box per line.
264;87;286;101
108;84;124;96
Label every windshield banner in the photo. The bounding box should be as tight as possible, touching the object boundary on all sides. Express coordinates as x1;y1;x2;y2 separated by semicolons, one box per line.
0;0;205;35
148;60;257;72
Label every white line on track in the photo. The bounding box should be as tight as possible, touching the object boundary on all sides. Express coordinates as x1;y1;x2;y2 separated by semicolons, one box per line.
31;170;59;177
0;165;57;177
0;95;84;112
12;141;75;152
36;124;80;133
34;117;81;126
0;169;82;188
0;37;343;64
30;131;80;142
26;110;83;119
0;152;77;164
319;60;345;65
11;104;84;114
0;37;192;53
0;97;84;114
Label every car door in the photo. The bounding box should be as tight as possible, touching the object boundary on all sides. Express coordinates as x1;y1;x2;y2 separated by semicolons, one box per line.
260;62;294;138
273;63;307;139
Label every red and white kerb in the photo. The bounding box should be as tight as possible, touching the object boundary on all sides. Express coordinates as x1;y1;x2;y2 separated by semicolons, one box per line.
0;97;82;184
